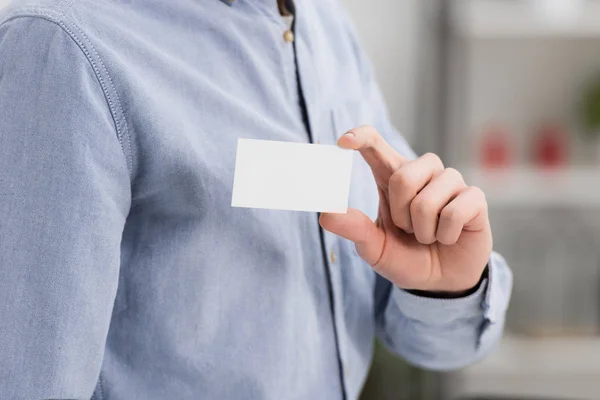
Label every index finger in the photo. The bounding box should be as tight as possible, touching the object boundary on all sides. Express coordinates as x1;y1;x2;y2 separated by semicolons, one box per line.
338;125;408;185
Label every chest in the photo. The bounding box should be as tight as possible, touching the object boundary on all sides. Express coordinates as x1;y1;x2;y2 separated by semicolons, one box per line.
103;1;378;221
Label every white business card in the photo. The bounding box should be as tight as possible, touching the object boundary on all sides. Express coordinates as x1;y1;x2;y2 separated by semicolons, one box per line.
231;138;353;213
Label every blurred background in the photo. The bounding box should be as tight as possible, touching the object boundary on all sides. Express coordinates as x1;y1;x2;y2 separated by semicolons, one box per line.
343;0;600;399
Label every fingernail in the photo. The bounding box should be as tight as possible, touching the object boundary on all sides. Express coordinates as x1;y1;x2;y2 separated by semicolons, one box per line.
343;132;355;137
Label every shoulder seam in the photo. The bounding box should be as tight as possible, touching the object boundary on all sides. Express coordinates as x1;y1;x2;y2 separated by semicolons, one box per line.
0;9;134;177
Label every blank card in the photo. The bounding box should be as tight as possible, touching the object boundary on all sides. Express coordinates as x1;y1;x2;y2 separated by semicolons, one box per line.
231;139;353;213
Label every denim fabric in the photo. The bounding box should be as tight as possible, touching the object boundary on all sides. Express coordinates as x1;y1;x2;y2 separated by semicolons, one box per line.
0;1;513;399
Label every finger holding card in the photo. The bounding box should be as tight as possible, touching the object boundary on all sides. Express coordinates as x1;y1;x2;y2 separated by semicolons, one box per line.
320;126;491;294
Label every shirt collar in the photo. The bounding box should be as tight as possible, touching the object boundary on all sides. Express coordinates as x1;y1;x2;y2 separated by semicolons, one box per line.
219;0;294;15
219;0;278;9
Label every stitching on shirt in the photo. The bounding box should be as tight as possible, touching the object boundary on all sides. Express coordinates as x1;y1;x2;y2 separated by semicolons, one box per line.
0;9;134;177
59;17;134;174
56;7;134;175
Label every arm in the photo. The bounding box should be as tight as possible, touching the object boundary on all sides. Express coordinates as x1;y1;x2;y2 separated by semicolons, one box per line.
0;15;130;398
321;4;513;371
376;254;512;370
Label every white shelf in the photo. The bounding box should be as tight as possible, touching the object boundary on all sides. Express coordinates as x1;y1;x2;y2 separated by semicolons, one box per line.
451;0;600;39
451;335;600;399
463;167;600;207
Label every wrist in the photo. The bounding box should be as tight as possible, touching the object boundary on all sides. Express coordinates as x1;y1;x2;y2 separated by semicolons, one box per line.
407;265;489;299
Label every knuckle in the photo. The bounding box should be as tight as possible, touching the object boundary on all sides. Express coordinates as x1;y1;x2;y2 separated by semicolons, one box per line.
391;209;409;230
444;167;464;183
472;186;488;212
390;169;416;191
468;186;488;209
422;152;444;169
362;125;380;141
422;152;439;161
469;185;486;199
411;196;434;216
440;206;461;223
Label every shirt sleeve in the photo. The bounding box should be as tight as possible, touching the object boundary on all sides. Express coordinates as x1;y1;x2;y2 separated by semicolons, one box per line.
378;253;513;370
336;3;514;370
0;15;130;399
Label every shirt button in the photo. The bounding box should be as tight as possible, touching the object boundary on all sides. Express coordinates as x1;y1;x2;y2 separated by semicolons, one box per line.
283;30;295;43
330;250;336;264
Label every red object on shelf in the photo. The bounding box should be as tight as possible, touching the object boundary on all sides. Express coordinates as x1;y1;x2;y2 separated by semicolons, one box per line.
532;122;569;169
480;124;512;169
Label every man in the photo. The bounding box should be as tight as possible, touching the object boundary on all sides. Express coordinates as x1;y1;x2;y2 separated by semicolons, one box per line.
0;0;512;399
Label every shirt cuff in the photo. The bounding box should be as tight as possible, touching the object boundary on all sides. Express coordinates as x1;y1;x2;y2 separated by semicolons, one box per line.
406;265;489;299
392;278;488;326
391;252;510;326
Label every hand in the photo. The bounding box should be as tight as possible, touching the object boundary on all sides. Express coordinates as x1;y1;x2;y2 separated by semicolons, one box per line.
320;126;492;293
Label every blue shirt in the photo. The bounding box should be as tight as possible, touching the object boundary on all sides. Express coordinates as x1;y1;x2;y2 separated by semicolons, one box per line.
0;1;513;399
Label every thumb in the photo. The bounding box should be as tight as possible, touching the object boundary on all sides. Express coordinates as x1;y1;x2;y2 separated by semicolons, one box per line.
319;208;385;266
